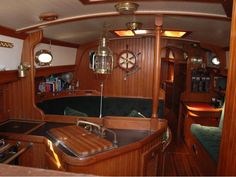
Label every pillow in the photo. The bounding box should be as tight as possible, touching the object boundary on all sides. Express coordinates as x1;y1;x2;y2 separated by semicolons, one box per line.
64;107;88;117
128;110;145;118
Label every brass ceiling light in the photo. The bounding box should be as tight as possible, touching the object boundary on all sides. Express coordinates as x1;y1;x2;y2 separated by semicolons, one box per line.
126;21;142;31
91;26;113;74
114;1;139;15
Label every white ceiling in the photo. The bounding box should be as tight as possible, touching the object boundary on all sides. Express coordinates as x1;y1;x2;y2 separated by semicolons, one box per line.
0;0;231;47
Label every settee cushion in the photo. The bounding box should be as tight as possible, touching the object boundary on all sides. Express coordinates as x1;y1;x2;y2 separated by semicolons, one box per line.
37;96;165;118
190;124;222;162
128;110;144;118
64;106;88;117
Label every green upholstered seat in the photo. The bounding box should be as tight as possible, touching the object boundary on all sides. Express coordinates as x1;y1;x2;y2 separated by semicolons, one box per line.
128;110;145;118
190;102;225;162
64;106;88;117
190;125;222;162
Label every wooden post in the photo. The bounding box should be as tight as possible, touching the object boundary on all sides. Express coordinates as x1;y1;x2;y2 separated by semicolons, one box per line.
151;15;163;119
7;31;44;120
217;1;236;175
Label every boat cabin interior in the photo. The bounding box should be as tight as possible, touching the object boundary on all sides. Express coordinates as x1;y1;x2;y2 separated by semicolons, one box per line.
0;0;236;176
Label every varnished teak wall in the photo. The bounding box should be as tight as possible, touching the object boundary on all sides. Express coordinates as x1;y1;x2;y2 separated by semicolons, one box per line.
5;32;44;120
75;37;156;98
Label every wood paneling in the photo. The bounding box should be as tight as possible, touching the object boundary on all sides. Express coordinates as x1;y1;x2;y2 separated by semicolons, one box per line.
75;37;155;98
6;31;44;120
217;1;236;175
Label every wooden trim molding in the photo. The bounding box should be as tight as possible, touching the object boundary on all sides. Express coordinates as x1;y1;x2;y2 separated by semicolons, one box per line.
0;25;27;39
35;65;76;78
0;70;18;85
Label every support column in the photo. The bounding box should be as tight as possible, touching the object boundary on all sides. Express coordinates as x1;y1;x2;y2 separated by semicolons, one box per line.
151;15;163;119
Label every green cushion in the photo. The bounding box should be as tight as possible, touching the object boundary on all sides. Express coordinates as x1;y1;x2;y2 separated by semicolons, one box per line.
128;110;144;118
64;107;88;117
191;124;222;162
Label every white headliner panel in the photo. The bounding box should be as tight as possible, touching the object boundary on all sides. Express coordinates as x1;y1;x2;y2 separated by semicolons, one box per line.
0;0;225;29
0;0;230;47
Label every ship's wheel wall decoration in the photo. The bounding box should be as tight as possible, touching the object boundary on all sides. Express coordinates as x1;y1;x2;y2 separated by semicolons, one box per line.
117;50;137;72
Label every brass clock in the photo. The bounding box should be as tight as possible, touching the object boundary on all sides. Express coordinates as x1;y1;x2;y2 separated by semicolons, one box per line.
118;50;136;71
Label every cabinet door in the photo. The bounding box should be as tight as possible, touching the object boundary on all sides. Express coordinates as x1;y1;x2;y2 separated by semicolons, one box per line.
141;142;163;176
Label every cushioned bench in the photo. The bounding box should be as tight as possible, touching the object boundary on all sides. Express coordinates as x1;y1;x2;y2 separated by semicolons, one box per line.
190;103;225;162
190;125;222;162
37;96;165;118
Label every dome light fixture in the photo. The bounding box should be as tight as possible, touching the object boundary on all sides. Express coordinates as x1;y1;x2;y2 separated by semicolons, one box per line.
35;49;53;66
115;1;139;15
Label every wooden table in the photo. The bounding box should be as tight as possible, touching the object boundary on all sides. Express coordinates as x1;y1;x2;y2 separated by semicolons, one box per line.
177;102;222;140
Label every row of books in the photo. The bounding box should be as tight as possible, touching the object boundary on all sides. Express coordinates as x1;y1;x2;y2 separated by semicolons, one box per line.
38;79;63;93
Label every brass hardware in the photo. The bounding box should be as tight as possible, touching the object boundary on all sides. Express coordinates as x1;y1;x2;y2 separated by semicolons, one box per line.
39;12;58;21
115;1;139;15
0;41;14;48
18;63;31;78
126;21;142;31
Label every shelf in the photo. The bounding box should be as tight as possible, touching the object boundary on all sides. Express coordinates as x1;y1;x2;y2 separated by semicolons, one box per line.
0;70;18;84
35;65;76;78
35;89;100;103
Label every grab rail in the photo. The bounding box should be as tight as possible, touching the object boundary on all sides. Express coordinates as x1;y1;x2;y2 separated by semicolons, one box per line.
162;126;172;152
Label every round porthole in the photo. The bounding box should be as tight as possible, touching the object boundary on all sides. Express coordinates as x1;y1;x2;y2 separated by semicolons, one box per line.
211;56;220;66
35;49;53;66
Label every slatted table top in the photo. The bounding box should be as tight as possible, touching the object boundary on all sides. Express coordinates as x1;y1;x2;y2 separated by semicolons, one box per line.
48;125;113;157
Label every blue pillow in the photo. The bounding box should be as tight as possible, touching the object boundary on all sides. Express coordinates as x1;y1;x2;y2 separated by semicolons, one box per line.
64;107;88;117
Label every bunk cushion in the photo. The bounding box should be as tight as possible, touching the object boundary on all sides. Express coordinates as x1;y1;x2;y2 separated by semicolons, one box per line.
64;107;88;117
37;96;165;118
128;110;144;118
190;124;222;162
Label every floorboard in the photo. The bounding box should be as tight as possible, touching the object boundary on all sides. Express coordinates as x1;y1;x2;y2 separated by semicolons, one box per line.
163;111;202;176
